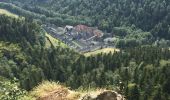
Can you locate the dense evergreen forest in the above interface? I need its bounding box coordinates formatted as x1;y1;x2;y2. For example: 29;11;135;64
0;15;170;99
6;0;170;35
0;0;170;100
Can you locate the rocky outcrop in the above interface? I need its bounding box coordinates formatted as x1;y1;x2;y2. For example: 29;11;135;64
81;91;125;100
33;81;124;100
37;89;124;100
37;90;124;100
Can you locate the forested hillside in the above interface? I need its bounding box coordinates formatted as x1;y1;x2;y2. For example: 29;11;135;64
7;0;170;34
49;0;169;37
3;0;170;48
0;15;170;99
0;0;170;100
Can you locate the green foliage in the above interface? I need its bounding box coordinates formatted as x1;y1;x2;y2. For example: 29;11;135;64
0;77;34;100
113;27;153;48
7;0;170;38
0;15;45;90
127;84;140;100
0;2;91;27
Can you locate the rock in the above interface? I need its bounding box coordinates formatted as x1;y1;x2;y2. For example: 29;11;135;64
96;91;121;100
81;91;125;100
81;94;94;100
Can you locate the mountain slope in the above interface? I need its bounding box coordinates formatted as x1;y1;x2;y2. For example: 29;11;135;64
0;8;18;18
3;0;170;48
0;7;67;48
8;0;170;37
1;1;170;100
1;15;170;100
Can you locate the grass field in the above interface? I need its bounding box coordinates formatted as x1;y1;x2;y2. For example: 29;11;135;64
73;41;82;48
84;48;120;57
45;33;67;48
0;9;18;18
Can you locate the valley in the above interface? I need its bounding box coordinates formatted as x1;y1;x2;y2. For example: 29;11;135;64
0;1;117;53
43;24;115;53
0;0;170;100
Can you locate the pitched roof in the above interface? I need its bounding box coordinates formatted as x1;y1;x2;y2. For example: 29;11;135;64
74;25;103;38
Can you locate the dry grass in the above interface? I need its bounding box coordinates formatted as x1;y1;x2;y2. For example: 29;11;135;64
31;81;64;97
30;81;104;100
30;81;81;100
30;81;124;100
66;91;81;100
84;48;120;57
0;9;18;18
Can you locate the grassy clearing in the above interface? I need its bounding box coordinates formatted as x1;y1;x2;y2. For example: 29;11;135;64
45;33;67;48
160;60;170;67
73;41;82;48
84;48;120;57
0;9;18;18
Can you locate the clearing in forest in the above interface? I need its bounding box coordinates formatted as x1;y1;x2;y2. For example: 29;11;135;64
84;48;120;57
